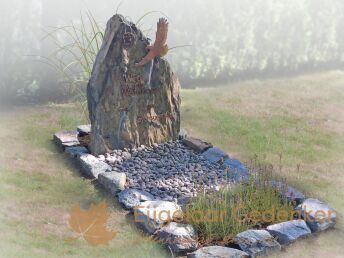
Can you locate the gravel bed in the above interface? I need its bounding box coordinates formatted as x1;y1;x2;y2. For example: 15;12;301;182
98;141;234;201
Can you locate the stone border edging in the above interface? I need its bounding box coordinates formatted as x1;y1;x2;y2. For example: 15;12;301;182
53;127;338;257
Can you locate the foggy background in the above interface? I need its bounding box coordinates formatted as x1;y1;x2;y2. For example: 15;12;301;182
1;0;344;103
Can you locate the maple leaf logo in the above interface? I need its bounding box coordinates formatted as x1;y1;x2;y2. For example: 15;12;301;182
68;201;117;246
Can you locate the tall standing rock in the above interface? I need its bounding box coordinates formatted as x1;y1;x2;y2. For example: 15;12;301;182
87;14;181;155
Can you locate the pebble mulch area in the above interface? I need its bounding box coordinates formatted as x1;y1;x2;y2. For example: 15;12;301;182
98;141;233;201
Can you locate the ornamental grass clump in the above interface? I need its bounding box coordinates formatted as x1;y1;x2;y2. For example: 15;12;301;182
185;169;294;245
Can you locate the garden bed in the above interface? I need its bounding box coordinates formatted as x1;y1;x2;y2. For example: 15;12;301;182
54;126;338;257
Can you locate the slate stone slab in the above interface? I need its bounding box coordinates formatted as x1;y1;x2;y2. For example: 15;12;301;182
118;188;155;210
155;222;198;254
222;158;249;182
271;180;305;204
134;201;182;234
235;230;281;257
53;131;80;149
188;246;249;258
78;154;111;178
222;158;247;172
296;198;337;232
77;124;91;136
182;137;212;152
267;220;311;245
201;147;229;163
98;172;126;194
65;146;89;158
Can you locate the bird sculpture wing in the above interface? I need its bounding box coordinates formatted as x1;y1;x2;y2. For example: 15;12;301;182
154;18;168;48
136;18;169;66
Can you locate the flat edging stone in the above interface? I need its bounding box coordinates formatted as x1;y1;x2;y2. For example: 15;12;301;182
267;220;311;245
296;198;337;232
201;147;229;163
187;246;249;258
134;201;182;234
235;229;281;257
118;188;155;210
154;222;198;254
98;171;126;194
182;137;212;153
53;130;80;149
78;154;111;179
65;146;89;158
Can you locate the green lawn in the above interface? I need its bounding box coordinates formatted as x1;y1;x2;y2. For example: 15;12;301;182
0;71;343;257
182;71;344;257
0;105;169;258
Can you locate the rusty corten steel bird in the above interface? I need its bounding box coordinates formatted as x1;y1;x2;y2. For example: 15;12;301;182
136;18;169;66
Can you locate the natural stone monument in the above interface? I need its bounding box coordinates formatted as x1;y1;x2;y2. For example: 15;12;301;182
87;14;181;155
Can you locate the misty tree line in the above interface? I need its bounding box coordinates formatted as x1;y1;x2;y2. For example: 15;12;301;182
1;0;344;102
169;0;344;84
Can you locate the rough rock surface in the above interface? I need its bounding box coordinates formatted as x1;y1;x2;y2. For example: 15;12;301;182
102;141;236;201
235;230;281;257
87;14;181;155
134;201;182;234
54;131;80;149
296;198;337;232
154;222;198;254
187;246;249;258
267;220;311;245
118;188;155;209
98;172;126;194
78;154;111;178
